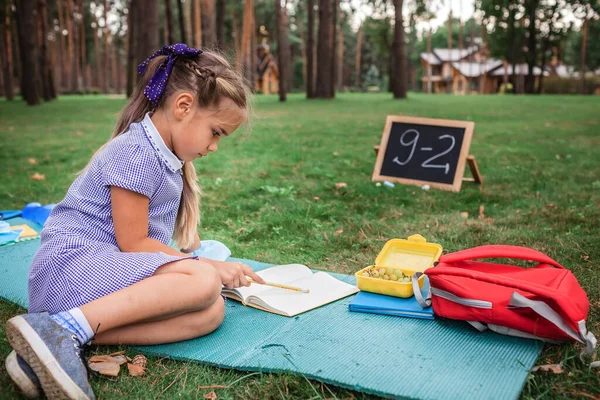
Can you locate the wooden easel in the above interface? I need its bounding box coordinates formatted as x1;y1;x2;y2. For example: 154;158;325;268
373;145;483;185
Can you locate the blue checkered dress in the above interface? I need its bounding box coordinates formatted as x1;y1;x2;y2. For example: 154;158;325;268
28;113;192;313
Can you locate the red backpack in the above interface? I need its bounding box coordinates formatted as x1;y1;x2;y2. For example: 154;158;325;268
413;245;598;364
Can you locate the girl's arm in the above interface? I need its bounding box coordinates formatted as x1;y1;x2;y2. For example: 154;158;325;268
110;186;189;257
110;186;265;286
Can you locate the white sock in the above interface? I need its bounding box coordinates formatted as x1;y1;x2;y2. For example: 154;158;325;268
50;308;95;344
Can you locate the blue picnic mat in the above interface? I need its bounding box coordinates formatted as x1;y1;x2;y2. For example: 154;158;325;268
0;219;542;400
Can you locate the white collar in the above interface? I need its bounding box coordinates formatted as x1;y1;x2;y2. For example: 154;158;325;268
141;113;184;172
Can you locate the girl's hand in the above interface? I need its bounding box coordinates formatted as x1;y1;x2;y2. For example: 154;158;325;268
213;261;265;289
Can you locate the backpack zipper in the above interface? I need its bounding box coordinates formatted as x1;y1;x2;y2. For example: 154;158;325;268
431;288;493;309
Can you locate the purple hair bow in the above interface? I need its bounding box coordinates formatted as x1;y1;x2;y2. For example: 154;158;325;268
138;43;203;107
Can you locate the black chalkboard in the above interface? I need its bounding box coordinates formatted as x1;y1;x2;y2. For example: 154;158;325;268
372;116;475;192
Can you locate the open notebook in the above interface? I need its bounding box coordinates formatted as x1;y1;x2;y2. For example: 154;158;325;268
222;264;359;317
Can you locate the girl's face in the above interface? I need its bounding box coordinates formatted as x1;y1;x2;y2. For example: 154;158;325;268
171;97;245;163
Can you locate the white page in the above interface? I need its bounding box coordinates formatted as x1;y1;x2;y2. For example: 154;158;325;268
233;264;313;301
251;271;358;316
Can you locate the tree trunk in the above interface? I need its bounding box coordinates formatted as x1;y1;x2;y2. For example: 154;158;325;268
392;0;406;99
508;2;517;95
185;0;192;46
354;25;362;90
56;0;68;90
297;10;307;90
525;0;537;94
38;0;55;100
193;0;201;48
126;0;137;96
580;18;587;95
71;0;81;92
537;37;548;94
116;39;122;94
78;0;87;90
216;0;225;50
102;0;109;93
275;0;290;101
336;13;343;91
232;11;240;63
138;0;159;78
11;6;21;92
177;0;186;43
329;0;338;98
15;0;41;105
65;0;78;92
93;12;102;90
1;3;14;100
164;0;174;45
306;0;315;97
201;0;215;48
240;0;254;91
315;0;332;98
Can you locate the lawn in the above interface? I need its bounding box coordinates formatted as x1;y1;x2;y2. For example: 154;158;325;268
0;92;599;399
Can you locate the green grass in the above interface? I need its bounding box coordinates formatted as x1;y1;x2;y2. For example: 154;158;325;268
1;92;599;399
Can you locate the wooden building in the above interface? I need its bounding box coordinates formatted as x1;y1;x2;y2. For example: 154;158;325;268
421;46;546;94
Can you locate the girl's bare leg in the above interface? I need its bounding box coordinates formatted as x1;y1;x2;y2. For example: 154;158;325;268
92;296;225;345
79;259;223;339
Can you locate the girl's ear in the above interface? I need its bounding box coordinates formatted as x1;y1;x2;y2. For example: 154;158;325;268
173;92;195;120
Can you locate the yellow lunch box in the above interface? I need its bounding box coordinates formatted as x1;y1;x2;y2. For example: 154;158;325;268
355;234;443;298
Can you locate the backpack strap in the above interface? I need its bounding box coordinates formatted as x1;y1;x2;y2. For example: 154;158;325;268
439;245;565;269
412;272;431;308
510;292;599;368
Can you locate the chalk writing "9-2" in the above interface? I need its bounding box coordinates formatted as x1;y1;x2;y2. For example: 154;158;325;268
392;129;456;175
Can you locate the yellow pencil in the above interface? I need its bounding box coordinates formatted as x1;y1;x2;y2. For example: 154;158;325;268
247;278;310;293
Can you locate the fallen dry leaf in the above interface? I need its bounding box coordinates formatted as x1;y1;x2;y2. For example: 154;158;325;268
204;391;218;399
459;212;469;219
334;228;344;236
479;205;485;219
30;173;45;181
335;182;347;189
88;355;128;366
27;158;37;165
546;204;556;209
313;196;320;201
127;363;146;377
88;360;121;377
483;218;494;223
75;131;84;136
531;363;564;374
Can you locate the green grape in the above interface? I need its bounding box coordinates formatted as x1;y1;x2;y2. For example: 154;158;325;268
378;268;386;276
386;267;394;276
371;269;380;278
394;269;403;277
362;271;370;277
383;274;390;280
389;274;398;281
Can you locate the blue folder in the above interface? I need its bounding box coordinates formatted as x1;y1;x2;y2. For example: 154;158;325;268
349;278;435;320
0;210;21;220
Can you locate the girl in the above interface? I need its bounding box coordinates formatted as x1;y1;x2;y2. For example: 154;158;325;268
5;44;264;400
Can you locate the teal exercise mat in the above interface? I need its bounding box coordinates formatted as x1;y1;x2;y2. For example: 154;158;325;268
0;242;542;399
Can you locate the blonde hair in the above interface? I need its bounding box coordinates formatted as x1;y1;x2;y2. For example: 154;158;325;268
91;51;251;249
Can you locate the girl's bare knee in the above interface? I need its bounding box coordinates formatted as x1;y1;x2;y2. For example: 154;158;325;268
190;262;222;305
187;296;225;337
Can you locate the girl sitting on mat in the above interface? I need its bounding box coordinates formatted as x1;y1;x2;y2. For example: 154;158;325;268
4;44;264;400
